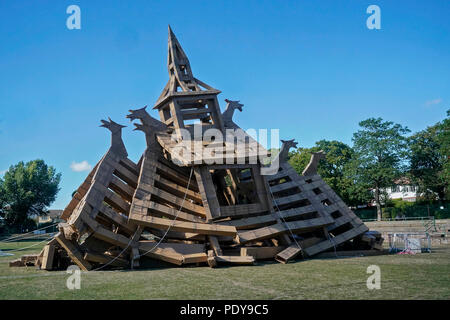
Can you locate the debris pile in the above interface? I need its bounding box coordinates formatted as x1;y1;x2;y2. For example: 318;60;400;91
11;27;382;271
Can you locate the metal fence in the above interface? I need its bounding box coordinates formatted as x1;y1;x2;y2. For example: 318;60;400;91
388;233;432;254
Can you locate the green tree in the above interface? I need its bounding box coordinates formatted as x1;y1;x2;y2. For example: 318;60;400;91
409;121;447;201
350;118;410;221
437;110;450;196
288;140;371;206
0;160;61;231
288;147;312;176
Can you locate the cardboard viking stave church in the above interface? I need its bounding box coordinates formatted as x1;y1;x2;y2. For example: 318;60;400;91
12;27;383;270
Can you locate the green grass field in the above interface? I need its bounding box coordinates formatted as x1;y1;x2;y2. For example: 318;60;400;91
1;240;449;300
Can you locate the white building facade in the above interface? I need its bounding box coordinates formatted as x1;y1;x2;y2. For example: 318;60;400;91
384;184;418;202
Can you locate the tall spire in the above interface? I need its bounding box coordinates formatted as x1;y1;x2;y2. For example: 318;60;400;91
154;26;219;108
167;25;196;91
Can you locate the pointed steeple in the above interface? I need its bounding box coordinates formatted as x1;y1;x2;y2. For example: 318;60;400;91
154;26;220;109
167;25;196;91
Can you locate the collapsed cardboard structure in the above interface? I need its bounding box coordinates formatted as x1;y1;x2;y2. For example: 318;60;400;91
11;27;383;270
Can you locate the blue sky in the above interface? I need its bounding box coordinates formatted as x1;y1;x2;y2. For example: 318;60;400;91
0;0;449;209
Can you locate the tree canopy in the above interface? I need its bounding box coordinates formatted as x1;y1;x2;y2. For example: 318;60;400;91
288;140;371;206
409;122;447;201
350;118;410;220
437;110;450;192
0;159;61;231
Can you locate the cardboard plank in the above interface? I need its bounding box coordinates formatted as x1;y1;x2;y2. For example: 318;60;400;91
275;244;302;264
236;217;333;244
41;244;56;270
55;232;92;271
240;246;285;260
84;252;129;268
129;213;236;236
215;255;255;265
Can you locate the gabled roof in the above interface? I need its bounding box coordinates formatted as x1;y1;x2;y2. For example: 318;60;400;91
47;210;63;218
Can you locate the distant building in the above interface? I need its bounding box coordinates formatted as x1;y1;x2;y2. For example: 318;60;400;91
31;210;63;225
367;178;421;208
383;178;419;202
386;178;419;202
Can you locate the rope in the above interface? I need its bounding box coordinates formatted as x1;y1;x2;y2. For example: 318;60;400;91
325;230;339;258
2;236;54;253
268;187;302;251
137;167;194;258
90;167;194;271
1;232;57;243
269;185;341;258
89;237;135;272
0;222;59;243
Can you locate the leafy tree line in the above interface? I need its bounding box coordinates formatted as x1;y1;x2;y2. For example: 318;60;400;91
288;110;449;221
0;160;61;233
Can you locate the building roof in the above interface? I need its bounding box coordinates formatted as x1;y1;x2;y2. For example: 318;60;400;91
46;210;63;219
393;177;412;185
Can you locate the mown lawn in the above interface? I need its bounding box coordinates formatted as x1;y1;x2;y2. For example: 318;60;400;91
0;240;449;300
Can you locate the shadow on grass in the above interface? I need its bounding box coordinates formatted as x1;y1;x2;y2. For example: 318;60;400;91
96;252;390;273
124;257;295;273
